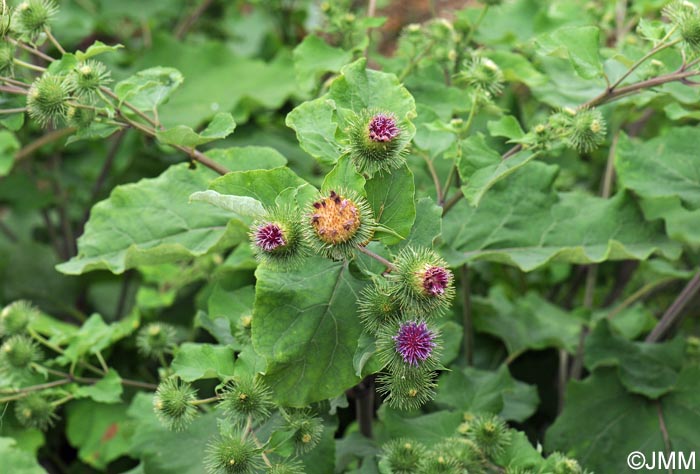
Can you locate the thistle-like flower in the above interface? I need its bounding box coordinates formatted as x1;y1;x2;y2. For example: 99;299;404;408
548;452;584;474
419;449;462;474
13;0;58;39
250;205;306;268
358;279;401;334
284;409;324;455
205;432;263;474
304;189;375;260
14;393;57;430
379;438;428;474
136;322;177;360
0;300;36;337
26;74;69;128
377;366;437;410
66;60;111;100
566;108;606;153
390;246;454;316
393;321;437;367
456;56;504;97
0;335;41;370
219;376;273;421
664;0;700;50
470;414;512;458
153;377;198;431
347;109;407;176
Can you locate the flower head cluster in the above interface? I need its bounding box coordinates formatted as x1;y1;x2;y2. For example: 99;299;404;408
250;205;306;268
665;0;700;50
391;246;455;315
368;113;400;142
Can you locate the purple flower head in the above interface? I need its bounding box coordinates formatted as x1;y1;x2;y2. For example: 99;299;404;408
422;266;450;296
254;223;286;252
368;114;400;143
393;321;436;366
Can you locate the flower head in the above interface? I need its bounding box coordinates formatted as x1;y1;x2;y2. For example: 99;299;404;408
422;266;450;296
368;114;400;142
250;205;307;268
253;223;286;252
305;188;375;260
347;109;408;176
393;321;436;366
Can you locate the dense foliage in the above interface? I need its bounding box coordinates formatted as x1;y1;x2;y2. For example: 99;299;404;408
1;0;700;473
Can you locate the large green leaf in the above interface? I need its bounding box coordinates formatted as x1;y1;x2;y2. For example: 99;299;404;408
435;364;539;422
156;112;236;148
535;26;603;79
616;128;700;245
0;438;45;474
128;393;218;474
0;130;19;177
293;34;352;93
365;163;416;245
57;161;247;275
286;58;416;165
546;367;700;473
209;167;309;208
115;66;184;110
252;258;366;406
584;321;684;399
130;34;299;128
457;134;538;207
473;286;585;357
442;162;680;271
66;401;134;469
56;147;283;276
171;343;236;382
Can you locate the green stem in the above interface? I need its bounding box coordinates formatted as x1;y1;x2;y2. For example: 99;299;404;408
608;35;681;92
0;107;26;114
191;396;220;406
464;5;489;46
43;26;66;55
13;58;45;72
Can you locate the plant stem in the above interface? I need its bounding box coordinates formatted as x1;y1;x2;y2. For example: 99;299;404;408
0;84;28;94
419;151;442;203
14;58;45;72
357;245;396;271
9;38;55;62
464;5;489;46
606;277;679;319
43;26;66;55
355;376;374;438
36;364;157;390
15;128;76;162
646;269;700;342
0;107;27;114
608;35;680;91
191;396;220;406
29;328;104;376
0;378;72;396
441;188;463;216
174;0;214;39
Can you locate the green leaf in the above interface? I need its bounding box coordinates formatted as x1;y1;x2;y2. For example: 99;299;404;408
487;115;525;141
457;134;538;206
199;284;255;346
74;369;123;403
293;34;352;93
62;314;126;363
380;408;462;445
584;320;684;399
189;190;264;219
473;286;585;357
57;161;247;275
209;166;309;208
399;197;442;249
536;26;603;79
0;438;45;474
171;343;236;382
287;58;416;165
253;258;366;406
156;112;236;148
443;162;680;271
435;364;539;422
616;128;700;245
365;163;416;245
546;367;700;473
322;154;366;193
115;66;184;110
66;401;134;469
205;146;287;172
75;40;124;61
128;393;218;474
129;34;299;128
0;130;19;177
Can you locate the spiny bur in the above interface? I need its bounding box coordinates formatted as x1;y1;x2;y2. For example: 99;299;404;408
153;377;198;431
